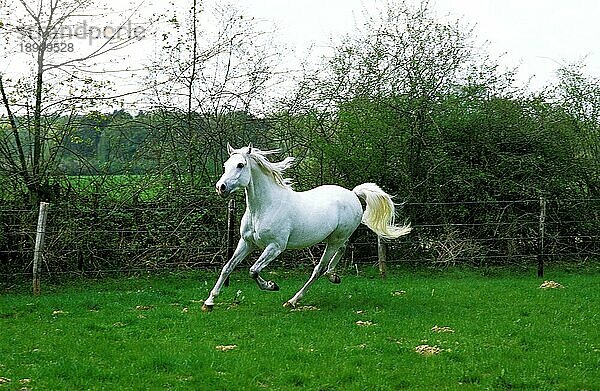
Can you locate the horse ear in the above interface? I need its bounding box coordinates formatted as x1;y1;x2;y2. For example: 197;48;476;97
247;143;253;154
227;143;234;155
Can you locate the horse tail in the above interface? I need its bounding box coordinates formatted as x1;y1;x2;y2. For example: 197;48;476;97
352;183;412;240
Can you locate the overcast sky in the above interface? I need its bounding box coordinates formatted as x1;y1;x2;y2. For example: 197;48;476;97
243;0;600;91
2;0;598;105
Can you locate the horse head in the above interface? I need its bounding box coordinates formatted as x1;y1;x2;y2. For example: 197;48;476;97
216;146;252;197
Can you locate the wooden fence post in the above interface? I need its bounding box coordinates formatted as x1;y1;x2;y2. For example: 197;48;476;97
537;197;546;278
224;198;236;287
33;202;50;295
378;236;387;279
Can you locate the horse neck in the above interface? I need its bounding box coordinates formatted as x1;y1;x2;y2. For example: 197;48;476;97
245;167;289;214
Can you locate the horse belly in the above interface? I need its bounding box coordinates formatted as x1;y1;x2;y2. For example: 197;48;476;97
286;221;336;249
286;188;362;248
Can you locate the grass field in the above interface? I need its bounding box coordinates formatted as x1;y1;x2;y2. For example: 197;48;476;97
1;267;599;390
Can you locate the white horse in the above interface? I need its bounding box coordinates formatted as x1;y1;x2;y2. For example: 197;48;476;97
202;144;411;311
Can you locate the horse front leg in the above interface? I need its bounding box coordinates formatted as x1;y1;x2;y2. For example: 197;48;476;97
202;239;253;311
284;243;340;308
249;243;283;291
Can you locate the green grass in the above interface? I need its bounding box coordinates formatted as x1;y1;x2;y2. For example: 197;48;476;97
1;267;599;390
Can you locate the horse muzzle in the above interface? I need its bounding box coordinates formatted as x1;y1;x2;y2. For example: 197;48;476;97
216;182;231;198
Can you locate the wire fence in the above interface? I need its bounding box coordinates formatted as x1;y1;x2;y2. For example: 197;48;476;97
386;198;599;268
1;197;599;282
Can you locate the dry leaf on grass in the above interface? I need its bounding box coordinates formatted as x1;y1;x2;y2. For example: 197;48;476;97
52;310;66;315
431;325;455;333
392;290;406;296
539;280;563;289
0;377;10;384
135;305;154;310
356;320;375;326
290;305;319;312
415;344;441;356
215;345;237;352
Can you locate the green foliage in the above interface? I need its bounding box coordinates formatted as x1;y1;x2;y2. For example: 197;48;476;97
1;269;599;389
297;90;596;202
1;0;599;275
429;93;587;201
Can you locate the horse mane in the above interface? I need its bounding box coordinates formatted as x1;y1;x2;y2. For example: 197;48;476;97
234;147;295;189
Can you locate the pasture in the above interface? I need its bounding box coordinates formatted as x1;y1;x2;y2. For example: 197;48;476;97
1;267;599;390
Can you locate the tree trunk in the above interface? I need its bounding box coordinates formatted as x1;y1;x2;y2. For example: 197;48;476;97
32;36;48;202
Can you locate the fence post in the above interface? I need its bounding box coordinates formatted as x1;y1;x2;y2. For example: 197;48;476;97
537;197;546;278
224;198;236;287
378;236;387;279
33;202;50;295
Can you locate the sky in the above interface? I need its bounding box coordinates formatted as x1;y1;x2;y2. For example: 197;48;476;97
242;0;600;91
1;0;599;108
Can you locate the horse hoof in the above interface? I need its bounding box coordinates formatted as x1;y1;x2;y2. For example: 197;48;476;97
201;304;214;312
283;301;295;308
269;281;280;291
329;274;341;284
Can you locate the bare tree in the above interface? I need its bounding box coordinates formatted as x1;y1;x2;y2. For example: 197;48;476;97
144;1;282;186
0;0;154;202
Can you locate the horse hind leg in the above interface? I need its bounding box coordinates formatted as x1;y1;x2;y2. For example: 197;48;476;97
284;243;340;308
325;245;346;284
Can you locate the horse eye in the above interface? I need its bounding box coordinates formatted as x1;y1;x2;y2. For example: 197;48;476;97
237;163;245;169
